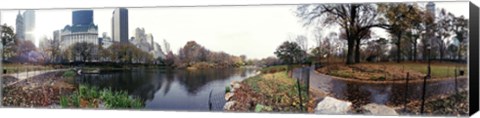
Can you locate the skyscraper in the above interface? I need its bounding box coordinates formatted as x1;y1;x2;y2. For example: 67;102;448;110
59;10;98;51
112;8;129;43
72;10;94;25
23;10;35;42
15;11;25;40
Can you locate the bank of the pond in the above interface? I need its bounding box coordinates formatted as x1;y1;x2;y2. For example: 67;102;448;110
2;71;75;107
2;70;144;109
225;71;317;113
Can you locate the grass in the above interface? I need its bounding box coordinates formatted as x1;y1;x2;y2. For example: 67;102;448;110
393;63;468;78
60;85;143;109
260;65;302;74
318;62;467;80
62;70;77;78
243;71;308;112
3;64;57;74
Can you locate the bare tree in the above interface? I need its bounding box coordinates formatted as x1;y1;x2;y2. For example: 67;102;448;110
296;4;382;64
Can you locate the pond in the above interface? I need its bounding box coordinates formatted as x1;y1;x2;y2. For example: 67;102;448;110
74;68;259;111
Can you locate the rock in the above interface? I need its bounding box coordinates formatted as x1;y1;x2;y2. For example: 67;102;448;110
224;101;236;110
360;103;399;115
225;92;234;101
232;83;241;89
230;81;241;93
314;97;352;114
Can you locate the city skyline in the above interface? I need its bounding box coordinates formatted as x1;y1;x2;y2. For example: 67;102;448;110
0;2;470;60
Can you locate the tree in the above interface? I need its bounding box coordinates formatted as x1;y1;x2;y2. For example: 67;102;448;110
163;51;176;67
434;9;454;61
365;38;388;62
66;42;96;62
296;4;381;64
274;41;306;65
1;24;18;61
452;15;468;61
377;3;422;63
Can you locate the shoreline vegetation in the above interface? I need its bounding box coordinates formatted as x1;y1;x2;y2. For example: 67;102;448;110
2;69;144;109
225;66;315;113
59;85;143;109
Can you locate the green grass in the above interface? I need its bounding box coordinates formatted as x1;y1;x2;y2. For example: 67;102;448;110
60;85;144;109
392;63;467;78
259;65;302;74
62;70;77;78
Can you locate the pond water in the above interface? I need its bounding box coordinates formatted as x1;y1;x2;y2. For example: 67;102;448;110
74;68;259;111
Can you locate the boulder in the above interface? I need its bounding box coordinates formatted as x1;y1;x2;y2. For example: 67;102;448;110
314;97;352;114
230;81;241;93
360;103;399;115
225;92;234;101
224;101;236;110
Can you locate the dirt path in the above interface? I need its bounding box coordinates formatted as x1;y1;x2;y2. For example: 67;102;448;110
3;69;69;87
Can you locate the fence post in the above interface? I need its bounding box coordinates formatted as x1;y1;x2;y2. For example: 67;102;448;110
208;89;213;111
297;79;304;112
455;68;458;94
403;72;409;113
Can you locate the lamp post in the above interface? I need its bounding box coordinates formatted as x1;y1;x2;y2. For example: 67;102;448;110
420;44;431;114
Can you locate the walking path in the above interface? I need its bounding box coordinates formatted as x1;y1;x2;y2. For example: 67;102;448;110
296;65;468;104
3;69;69;87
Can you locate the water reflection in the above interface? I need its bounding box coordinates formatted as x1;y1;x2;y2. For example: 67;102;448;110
75;68;257;111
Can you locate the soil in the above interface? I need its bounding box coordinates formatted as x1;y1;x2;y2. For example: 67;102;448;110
2;71;76;107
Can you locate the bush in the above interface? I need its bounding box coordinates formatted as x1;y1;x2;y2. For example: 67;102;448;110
60;96;69;108
63;70;76;78
60;85;144;109
225;86;231;93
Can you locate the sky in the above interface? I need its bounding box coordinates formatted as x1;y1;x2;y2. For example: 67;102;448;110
0;1;471;60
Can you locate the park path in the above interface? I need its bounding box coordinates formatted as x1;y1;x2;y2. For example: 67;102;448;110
3;69;69;87
294;65;468;105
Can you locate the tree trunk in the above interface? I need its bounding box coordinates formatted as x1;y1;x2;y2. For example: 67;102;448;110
355;38;361;63
413;39;417;62
457;43;462;61
396;32;402;63
346;39;355;65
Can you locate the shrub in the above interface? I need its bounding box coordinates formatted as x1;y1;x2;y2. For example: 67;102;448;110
60;85;144;109
60;96;69;108
62;70;76;78
225;86;231;93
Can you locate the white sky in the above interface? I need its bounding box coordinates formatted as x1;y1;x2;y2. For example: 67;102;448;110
0;1;471;60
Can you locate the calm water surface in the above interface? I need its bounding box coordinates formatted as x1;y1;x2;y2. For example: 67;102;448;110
74;68;258;111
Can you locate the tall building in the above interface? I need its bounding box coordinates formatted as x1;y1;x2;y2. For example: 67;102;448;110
146;33;154;49
59;10;99;51
15;11;25;40
72;10;93;25
426;2;436;18
23;10;35;42
53;30;61;42
135;27;146;42
112;8;129;43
